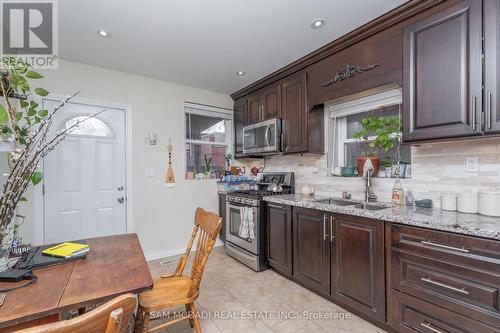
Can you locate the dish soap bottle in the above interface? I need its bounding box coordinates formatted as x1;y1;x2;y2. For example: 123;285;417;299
392;176;405;206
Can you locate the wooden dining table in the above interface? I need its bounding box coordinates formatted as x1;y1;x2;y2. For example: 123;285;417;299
0;233;153;332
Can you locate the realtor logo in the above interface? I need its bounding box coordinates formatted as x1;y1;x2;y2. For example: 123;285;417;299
1;0;58;68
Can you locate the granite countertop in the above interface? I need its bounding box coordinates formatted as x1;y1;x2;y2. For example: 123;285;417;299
264;194;500;240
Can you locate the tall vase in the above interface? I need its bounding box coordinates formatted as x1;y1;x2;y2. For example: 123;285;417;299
0;214;15;272
0;245;9;272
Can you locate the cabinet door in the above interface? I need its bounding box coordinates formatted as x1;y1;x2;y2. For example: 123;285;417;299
282;73;307;153
403;0;482;142
247;94;262;125
485;0;500;133
233;98;246;157
261;85;281;121
266;203;292;276
292;207;330;295
331;214;385;321
218;193;226;242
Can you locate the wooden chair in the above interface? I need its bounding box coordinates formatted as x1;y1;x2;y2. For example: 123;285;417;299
135;208;222;333
16;293;137;333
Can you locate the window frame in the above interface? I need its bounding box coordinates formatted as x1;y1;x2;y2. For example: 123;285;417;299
326;85;404;171
184;102;233;177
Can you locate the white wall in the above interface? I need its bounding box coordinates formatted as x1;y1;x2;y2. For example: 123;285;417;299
11;59;232;260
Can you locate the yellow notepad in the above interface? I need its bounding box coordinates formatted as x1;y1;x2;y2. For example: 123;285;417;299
42;242;89;258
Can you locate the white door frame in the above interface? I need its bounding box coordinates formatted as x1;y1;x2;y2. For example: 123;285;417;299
33;94;133;244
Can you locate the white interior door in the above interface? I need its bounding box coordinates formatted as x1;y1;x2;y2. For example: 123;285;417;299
43;100;127;244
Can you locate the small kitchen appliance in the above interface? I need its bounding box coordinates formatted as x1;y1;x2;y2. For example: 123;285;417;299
243;118;282;155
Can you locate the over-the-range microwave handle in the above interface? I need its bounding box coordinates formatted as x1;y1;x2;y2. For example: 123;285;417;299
265;125;271;147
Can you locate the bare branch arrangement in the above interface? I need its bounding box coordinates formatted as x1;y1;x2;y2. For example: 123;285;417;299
0;57;104;245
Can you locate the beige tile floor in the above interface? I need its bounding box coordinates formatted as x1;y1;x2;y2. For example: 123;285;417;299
146;246;388;333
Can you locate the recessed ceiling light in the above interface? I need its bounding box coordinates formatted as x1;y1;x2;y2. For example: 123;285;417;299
311;19;326;29
236;71;246;76
97;29;110;38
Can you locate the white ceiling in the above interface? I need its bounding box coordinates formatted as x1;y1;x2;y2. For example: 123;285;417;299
59;0;408;94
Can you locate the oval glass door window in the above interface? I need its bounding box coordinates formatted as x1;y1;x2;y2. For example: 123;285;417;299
62;116;113;137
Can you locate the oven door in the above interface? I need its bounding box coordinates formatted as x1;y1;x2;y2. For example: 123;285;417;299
243;118;281;154
225;203;259;255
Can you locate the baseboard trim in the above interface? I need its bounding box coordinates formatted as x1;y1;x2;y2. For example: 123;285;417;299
144;239;225;261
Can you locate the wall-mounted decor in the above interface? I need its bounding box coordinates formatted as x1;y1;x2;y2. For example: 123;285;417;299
321;64;379;87
165;139;176;188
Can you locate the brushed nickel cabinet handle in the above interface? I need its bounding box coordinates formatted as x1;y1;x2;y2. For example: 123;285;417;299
267;204;284;209
472;95;477;131
323;215;328;241
420;322;444;333
330;216;335;242
420;240;469;253
489;92;493;130
420;277;469;295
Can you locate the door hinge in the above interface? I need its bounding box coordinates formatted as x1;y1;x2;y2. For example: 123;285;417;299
42;184;45;196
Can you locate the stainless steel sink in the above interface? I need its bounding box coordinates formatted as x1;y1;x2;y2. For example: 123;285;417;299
314;198;358;206
354;203;389;211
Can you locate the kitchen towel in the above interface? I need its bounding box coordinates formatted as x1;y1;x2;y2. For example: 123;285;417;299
238;207;255;239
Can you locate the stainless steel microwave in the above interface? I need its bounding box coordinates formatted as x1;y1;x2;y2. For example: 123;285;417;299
243;118;281;154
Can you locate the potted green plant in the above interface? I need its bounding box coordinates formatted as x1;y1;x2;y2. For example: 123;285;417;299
352;115;401;176
203;154;212;179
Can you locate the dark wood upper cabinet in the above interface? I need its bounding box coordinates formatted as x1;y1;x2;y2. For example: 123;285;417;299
292;207;330;295
331;214;385;322
245;84;281;125
403;0;483;142
261;85;281;120
266;203;292;276
307;25;402;108
281;72;307;153
233;98;246;157
484;0;500;134
246;93;261;125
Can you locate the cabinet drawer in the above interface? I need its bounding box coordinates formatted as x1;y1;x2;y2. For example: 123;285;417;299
391;290;500;333
391;225;500;274
392;251;500;327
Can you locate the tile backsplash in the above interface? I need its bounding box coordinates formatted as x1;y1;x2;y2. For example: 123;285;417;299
238;138;500;207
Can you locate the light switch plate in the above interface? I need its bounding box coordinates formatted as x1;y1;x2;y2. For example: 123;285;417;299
466;157;479;172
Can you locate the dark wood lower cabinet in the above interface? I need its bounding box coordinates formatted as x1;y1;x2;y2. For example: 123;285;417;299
266;203;292;276
218;193;226;242
292;207;330;295
266;205;500;332
391;290;500;333
331;214;385;322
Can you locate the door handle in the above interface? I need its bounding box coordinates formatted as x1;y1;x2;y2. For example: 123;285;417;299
488;92;493;130
420;240;469;253
330;216;335;242
117;186;124;191
472;95;477;131
323;215;328;241
420;322;444;333
117;196;125;204
265;125;271;147
420;277;469;295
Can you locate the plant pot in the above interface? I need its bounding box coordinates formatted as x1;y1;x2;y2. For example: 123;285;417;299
356;156;380;177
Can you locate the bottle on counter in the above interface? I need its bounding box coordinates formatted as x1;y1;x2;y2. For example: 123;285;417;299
405;187;415;207
392;176;405;206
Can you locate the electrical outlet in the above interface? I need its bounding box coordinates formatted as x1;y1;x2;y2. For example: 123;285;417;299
466;157;479;172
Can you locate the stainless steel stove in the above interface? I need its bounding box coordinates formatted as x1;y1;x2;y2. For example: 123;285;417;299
225;172;294;271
